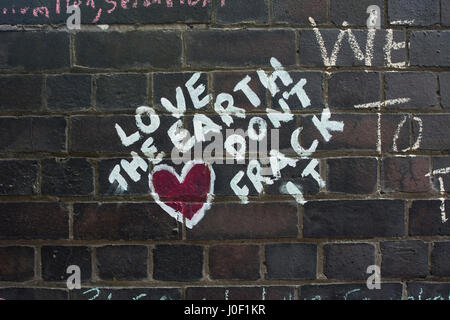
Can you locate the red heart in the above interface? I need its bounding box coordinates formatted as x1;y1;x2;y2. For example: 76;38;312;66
150;162;214;228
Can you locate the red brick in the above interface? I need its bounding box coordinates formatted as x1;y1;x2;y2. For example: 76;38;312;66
186;202;298;240
209;245;260;280
382;156;431;193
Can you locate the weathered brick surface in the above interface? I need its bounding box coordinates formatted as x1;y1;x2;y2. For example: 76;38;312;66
75;31;182;70
41;246;92;282
331;0;385;27
209;245;260;280
96;245;148;281
385;72;437;109
326;158;378;194
273;0;328;25
265;243;317;280
388;0;440;26
0;117;66;153
323;243;375;280
216;0;268;24
409;201;450;236
1;0;449;301
431;242;450;277
0;160;38;195
185;30;296;67
96;74;148;110
0;32;70;71
381;157;431;193
0;203;69;240
42;158;94;196
304;200;405;238
73;203;180;241
328;72;381;109
413;115;450;151
46;75;92;111
153;245;203;282
381;241;429;278
186;202;298;240
0;75;42;111
0;247;34;282
410;31;450;67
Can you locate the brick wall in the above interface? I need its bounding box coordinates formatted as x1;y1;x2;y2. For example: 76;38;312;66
0;0;449;300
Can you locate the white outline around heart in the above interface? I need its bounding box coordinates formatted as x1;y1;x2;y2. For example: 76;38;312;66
149;160;215;229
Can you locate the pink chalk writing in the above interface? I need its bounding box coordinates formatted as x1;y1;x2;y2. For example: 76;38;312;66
0;0;224;23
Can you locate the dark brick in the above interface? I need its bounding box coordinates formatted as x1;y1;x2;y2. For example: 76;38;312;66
299;30;406;67
331;0;385;27
0;117;66;153
385;72;437;109
407;282;450;300
274;0;328;25
304;200;405;238
70;115;176;154
440;73;450;109
381;114;411;152
209;245;260;280
153;245;203;282
443;0;450;26
409;201;450;236
323;243;375;280
213;72;267;112
0;288;67;300
42;158;94;196
388;0;439;26
266;159;321;196
212;163;260;196
327;158;377;194
381;241;428;278
410;31;450;67
0;247;34;282
216;0;268;24
272;71;324;110
96;246;148;281
75;31;182;70
0;75;42;111
265;243;317;280
186;286;295;300
381;156;431;193
46;75;92;111
0;118;39;152
300;283;403;300
432;157;450;191
73;203;179;241
431;242;450;277
187;202;298;240
185;30;296;67
154;73;208;112
96;74;147;110
0;31;70;71
413;115;450;151
0;160;38;195
302;114;378;151
0;203;68;240
71;287;181;301
31;117;67;152
329;72;381;109
41;246;92;282
98;158;151;195
78;2;211;24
